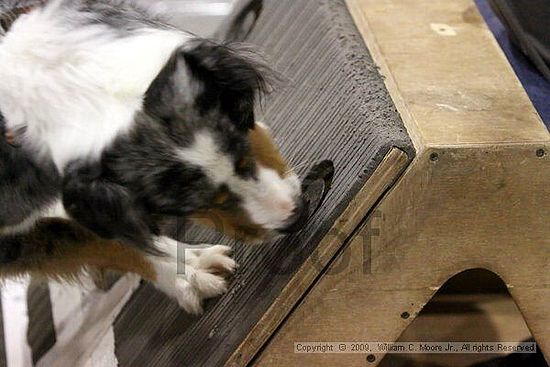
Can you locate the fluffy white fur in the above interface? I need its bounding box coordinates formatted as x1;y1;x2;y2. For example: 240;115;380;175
177;130;302;230
147;236;236;315
0;2;190;171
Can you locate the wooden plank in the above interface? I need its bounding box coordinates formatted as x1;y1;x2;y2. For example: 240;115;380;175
346;0;550;148
226;148;410;366
255;144;550;366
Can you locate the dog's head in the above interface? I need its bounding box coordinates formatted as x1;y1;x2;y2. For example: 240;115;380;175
141;40;308;242
0;1;310;244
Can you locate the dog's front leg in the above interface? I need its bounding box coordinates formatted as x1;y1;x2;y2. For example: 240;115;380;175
147;236;237;315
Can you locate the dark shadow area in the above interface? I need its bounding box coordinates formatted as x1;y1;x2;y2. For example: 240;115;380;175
379;269;548;367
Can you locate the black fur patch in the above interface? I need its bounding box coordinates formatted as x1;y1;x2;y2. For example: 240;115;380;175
183;40;273;130
62;160;157;254
0;111;60;228
146;39;275;131
0;235;22;264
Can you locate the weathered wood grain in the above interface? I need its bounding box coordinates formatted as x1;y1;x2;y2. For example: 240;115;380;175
250;0;550;365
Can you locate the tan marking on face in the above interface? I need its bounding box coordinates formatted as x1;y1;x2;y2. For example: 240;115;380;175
248;123;290;177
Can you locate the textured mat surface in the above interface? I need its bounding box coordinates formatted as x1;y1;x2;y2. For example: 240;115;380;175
109;0;414;365
477;0;550;130
26;281;56;364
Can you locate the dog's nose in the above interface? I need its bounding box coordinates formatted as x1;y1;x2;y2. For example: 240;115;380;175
278;160;335;234
279;196;310;234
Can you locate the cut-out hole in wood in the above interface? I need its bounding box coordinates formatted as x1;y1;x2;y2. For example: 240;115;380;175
379;269;543;367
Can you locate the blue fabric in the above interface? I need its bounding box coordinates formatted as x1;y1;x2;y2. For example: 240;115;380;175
476;0;550;130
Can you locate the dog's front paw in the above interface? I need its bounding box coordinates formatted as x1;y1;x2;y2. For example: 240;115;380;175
186;245;237;277
150;241;237;315
176;245;236;314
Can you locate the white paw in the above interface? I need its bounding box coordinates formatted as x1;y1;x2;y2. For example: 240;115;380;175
185;245;237;274
177;245;236;313
149;239;236;315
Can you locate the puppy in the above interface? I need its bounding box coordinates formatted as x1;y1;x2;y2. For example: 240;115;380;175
0;0;307;313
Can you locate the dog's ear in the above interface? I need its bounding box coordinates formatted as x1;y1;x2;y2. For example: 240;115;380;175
143;50;193;121
145;39;275;131
62;161;161;255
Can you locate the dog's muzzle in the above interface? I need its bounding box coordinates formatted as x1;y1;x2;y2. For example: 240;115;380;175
279;196;311;234
279;160;335;234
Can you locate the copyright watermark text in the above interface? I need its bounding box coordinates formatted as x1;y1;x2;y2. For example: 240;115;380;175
294;342;536;354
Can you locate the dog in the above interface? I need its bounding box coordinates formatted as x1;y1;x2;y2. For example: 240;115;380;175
0;0;308;314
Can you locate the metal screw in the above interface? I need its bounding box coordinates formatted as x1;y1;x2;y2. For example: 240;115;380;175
536;149;545;158
430;153;439;162
367;354;376;363
401;312;410;319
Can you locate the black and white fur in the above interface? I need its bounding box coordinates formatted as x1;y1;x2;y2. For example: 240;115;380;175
0;0;305;314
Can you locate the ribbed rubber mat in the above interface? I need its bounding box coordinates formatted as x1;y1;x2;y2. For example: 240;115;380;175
26;280;56;364
114;1;414;366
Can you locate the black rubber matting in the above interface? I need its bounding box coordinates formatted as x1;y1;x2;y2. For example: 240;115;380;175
26;280;56;365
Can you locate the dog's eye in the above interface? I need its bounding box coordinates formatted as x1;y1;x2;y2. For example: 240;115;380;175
237;158;249;169
236;156;256;176
214;191;229;205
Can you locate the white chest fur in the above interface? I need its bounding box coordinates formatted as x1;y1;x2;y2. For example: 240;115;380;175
0;5;188;171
